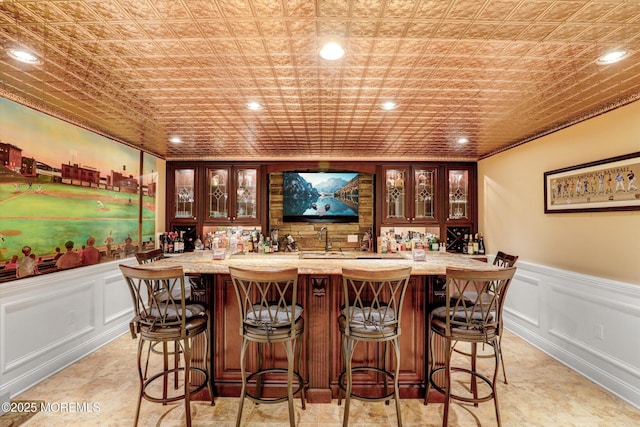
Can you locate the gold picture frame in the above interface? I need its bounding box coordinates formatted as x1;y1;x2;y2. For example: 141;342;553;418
544;152;640;213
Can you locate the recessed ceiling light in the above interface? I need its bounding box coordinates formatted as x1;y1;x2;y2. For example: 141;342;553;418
245;101;262;110
319;41;345;61
457;137;469;144
169;137;182;143
8;49;40;64
596;50;628;65
380;101;398;110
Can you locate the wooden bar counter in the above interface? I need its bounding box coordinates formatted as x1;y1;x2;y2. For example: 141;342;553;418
148;250;499;403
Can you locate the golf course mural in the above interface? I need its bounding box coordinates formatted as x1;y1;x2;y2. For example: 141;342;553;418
0;97;160;279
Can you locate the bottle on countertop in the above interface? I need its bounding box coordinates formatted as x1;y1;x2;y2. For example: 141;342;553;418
473;233;479;254
180;231;186;253
478;234;485;255
229;232;237;254
194;235;203;250
380;237;388;254
467;234;474;255
257;234;264;253
160;233;166;253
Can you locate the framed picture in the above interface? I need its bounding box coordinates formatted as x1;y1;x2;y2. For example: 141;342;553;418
544;151;640;213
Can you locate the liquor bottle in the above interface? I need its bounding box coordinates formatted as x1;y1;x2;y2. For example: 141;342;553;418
467;234;474;255
473;233;479;254
462;234;468;254
194;235;203;250
229;232;237;254
167;235;174;253
264;237;271;254
478;234;486;255
257;234;265;253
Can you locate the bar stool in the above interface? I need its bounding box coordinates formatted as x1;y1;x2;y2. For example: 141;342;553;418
134;248;165;264
449;251;519;384
134;247;183;391
426;267;517;427
338;266;412;427
119;264;214;427
228;266;306;427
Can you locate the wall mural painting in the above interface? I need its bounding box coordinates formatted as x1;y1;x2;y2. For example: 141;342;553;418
0;97;160;280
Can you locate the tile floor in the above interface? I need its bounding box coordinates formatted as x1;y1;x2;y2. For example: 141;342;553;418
10;330;640;426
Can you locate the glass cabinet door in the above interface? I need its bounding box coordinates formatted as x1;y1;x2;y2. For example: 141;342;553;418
174;168;195;219
448;169;469;220
207;167;230;219
413;167;436;220
206;165;260;223
383;167;408;222
235;168;257;220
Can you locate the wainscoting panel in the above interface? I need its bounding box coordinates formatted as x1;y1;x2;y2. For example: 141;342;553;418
3;280;95;372
503;259;640;409
504;273;540;328
0;258;136;400
103;271;133;325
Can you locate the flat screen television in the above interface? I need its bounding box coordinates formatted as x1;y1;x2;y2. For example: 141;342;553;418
283;171;359;223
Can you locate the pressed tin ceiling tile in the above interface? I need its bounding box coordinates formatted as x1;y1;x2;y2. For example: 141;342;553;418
0;0;639;161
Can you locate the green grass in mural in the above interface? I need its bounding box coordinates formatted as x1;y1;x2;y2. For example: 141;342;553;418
0;182;156;261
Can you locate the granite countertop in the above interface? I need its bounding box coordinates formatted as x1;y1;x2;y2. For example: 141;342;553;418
150;250;498;276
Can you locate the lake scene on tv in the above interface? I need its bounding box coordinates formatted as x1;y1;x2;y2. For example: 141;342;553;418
283;172;359;221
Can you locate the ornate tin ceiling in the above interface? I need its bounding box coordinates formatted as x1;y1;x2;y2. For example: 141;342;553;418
1;0;639;162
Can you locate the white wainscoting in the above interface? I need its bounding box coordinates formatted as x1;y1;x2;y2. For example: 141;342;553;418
0;258;137;400
503;259;640;409
2;256;639;410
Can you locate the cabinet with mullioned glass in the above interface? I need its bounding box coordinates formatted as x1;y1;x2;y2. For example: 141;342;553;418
165;164;199;250
444;166;476;252
168;166;198;222
204;165;261;225
380;165;439;225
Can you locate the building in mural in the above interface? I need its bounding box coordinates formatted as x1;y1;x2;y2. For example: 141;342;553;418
0;142;23;174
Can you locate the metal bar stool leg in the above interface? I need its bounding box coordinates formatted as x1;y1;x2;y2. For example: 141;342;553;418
296;336;306;409
183;337;193;427
392;337;403;426
342;337;355;427
134;338;146;427
493;340;502;427
442;336;452;427
285;340;296;427
236;338;249;427
498;335;508;384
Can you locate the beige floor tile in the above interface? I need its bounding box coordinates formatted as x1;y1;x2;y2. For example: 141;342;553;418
9;330;640;426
